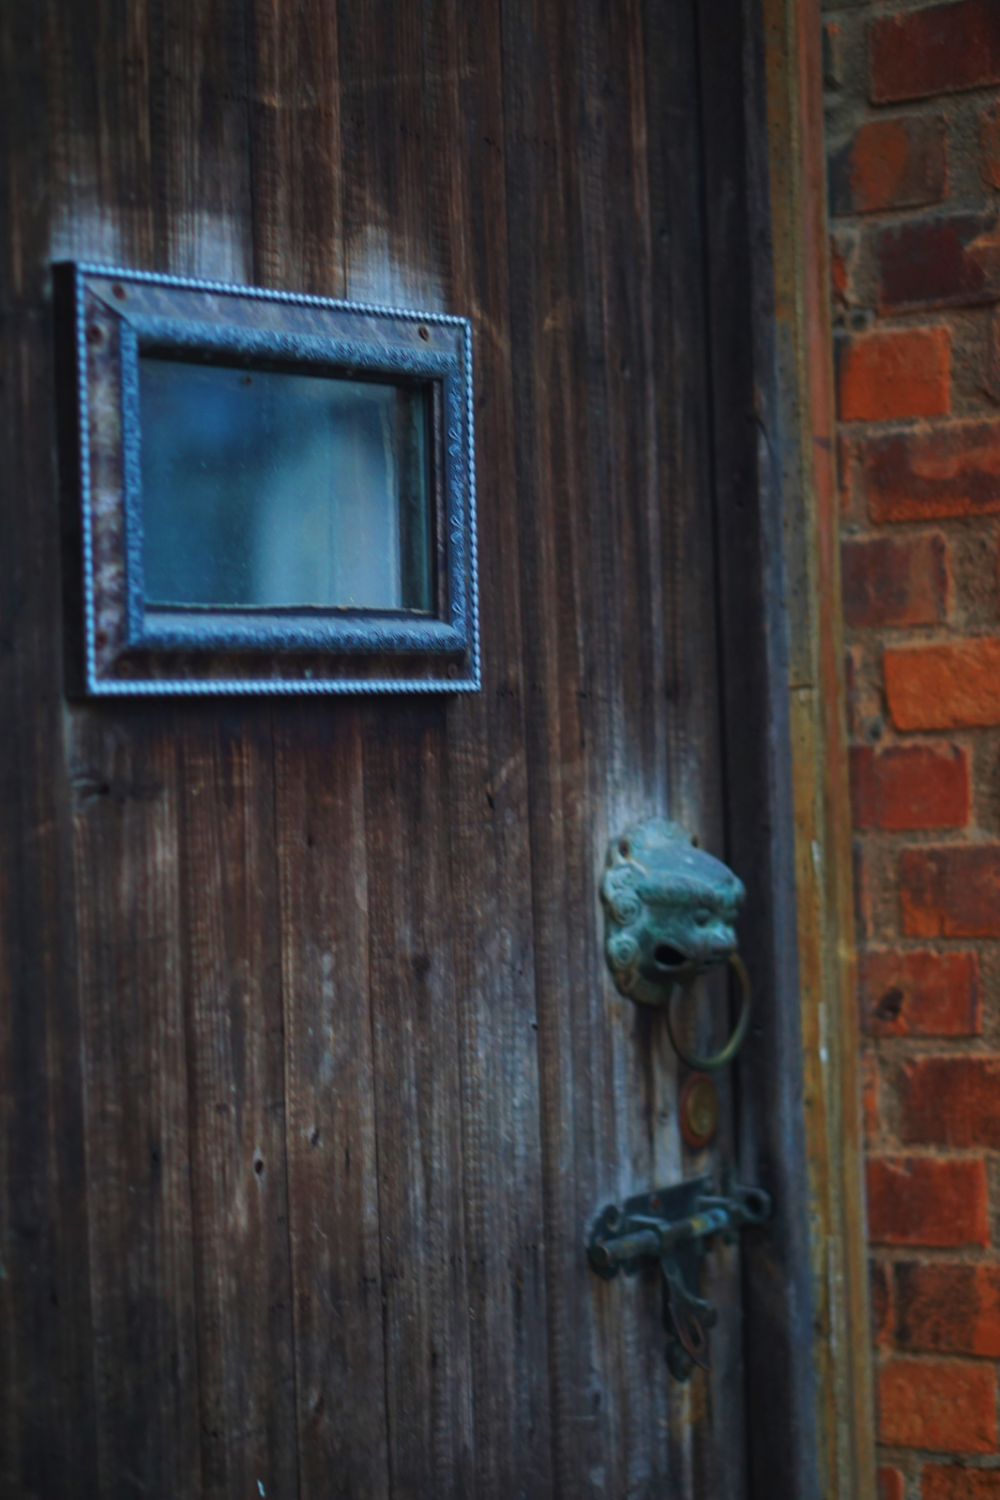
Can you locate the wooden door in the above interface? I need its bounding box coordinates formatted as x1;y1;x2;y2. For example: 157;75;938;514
1;1;765;1496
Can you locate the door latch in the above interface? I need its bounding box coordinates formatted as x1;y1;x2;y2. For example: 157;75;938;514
588;1175;771;1381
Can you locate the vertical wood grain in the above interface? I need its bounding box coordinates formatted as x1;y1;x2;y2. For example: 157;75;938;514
498;0;745;1494
496;1;727;1493
51;3;207;1496
150;10;302;1494
243;4;391;1491
362;708;475;1498
337;0;441;310
245;0;343;295
0;8;98;1489
498;8;604;1488
275;709;389;1500
148;0;254;281
338;8;475;1495
176;711;299;1499
439;0;554;1490
71;715;202;1498
0;0;811;1494
642;2;748;1496
500;1;627;1487
52;4;299;1495
748;0;876;1495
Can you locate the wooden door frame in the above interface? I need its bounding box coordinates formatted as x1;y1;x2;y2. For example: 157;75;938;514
698;1;875;1496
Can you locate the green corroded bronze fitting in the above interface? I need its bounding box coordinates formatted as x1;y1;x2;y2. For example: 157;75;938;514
601;817;751;1070
601;817;745;1003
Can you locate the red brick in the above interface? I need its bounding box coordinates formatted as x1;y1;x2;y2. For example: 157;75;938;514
830;116;948;217
925;1468;1000;1499
850;743;968;831
871;1257;894;1346
879;1469;904;1500
900;1056;1000;1147
842;532;949;628
862;1049;881;1140
900;845;1000;937
879;214;1000;312
864;420;1000;524
897;1263;1000;1357
871;1;1000;103
860;949;981;1038
983;102;1000;193
878;1358;997;1452
885;639;1000;729
867;1156;989;1247
838;327;951;421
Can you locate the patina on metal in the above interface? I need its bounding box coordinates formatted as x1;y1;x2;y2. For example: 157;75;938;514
600;816;750;1070
679;1072;720;1150
589;1176;772;1381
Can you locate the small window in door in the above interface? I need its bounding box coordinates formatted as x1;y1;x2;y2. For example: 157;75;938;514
140;360;434;616
55;263;478;695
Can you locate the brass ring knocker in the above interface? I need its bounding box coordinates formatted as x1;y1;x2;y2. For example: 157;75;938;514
664;952;752;1073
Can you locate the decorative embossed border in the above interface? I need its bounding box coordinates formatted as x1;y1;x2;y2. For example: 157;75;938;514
56;262;479;695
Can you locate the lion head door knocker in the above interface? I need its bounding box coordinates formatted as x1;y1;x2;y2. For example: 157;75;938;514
600;817;750;1071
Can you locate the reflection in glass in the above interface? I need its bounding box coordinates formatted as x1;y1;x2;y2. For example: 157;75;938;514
138;357;433;612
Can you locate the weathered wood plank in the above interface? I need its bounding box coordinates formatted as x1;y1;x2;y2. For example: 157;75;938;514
71;714;202;1499
45;3;206;1496
362;706;475;1498
564;1;682;1491
438;0;554;1489
243;4;391;1490
147;0;255;282
145;10;301;1495
335;8;476;1495
498;10;608;1490
48;6;298;1495
274;708;390;1500
692;0;808;1493
245;0;343;295
0;2;102;1493
641;2;748;1496
176;711;299;1499
497;1;681;1492
498;1;745;1494
0;120;99;1500
337;0;443;310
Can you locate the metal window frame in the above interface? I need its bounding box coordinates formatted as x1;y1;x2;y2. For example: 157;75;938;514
59;262;479;696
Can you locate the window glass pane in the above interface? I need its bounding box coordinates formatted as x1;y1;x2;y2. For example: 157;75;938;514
138;357;433;612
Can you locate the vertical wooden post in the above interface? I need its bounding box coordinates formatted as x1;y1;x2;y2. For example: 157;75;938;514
760;1;877;1495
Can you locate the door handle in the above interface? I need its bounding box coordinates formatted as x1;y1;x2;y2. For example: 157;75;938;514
600;817;751;1070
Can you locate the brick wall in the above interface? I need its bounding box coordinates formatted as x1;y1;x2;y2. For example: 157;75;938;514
824;1;1000;1495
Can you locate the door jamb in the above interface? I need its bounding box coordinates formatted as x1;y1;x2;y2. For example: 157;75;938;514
697;1;876;1495
759;2;877;1494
